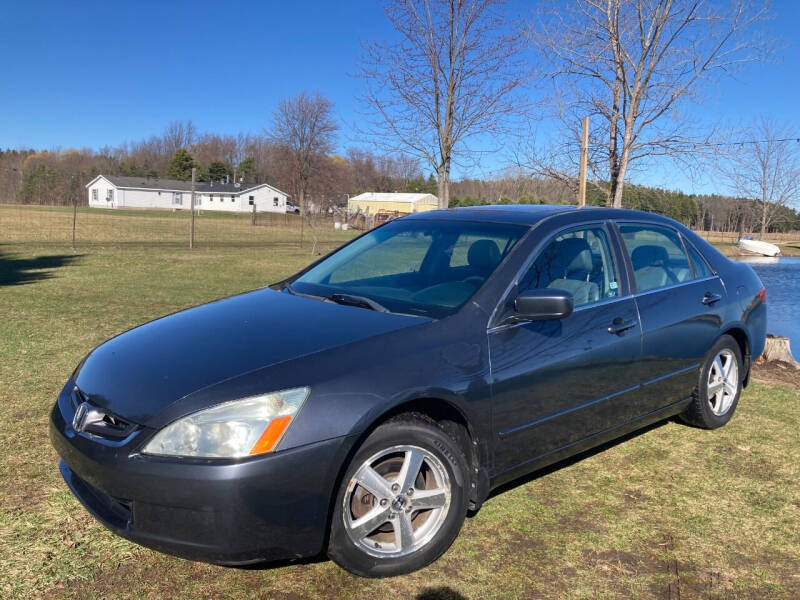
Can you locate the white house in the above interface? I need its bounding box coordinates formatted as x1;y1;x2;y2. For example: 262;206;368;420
86;175;290;213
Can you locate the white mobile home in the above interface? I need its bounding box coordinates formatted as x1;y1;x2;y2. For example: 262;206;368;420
86;175;289;213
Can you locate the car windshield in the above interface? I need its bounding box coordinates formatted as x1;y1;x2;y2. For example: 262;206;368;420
291;219;528;318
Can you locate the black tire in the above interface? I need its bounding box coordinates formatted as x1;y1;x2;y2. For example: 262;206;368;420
328;414;469;577
680;334;744;429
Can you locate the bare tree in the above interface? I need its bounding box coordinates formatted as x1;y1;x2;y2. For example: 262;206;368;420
360;0;528;208
720;118;800;238
162;120;197;155
530;0;772;207
268;92;338;232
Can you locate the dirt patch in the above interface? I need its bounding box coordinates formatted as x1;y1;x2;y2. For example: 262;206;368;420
751;361;800;391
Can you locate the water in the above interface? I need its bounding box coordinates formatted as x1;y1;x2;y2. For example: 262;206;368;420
738;256;800;359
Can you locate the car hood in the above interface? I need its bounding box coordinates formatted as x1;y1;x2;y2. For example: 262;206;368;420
74;288;427;424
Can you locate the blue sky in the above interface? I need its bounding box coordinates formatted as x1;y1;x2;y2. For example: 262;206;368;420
1;0;798;193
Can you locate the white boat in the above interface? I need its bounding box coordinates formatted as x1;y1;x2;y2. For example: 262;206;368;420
738;238;781;257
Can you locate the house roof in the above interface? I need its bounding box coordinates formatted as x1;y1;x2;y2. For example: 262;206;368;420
349;192;438;204
86;174;288;196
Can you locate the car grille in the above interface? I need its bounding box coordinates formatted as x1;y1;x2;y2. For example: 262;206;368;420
70;386;138;440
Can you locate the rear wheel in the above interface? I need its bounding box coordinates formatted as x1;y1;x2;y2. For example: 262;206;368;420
680;335;743;428
328;415;469;577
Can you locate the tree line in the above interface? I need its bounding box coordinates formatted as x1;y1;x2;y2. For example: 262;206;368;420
1;0;798;236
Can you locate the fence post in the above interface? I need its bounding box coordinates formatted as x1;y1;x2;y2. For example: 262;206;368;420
189;168;196;249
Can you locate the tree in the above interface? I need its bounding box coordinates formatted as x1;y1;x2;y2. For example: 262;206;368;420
268;91;338;228
360;0;527;209
207;160;232;182
237;156;257;183
162;120;197;155
530;0;771;207
720;118;800;238
165;148;197;181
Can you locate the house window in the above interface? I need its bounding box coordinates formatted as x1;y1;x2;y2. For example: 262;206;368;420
172;192;182;205
210;195;214;202
106;189;114;202
91;189;98;201
248;196;254;206
273;197;279;207
231;196;235;203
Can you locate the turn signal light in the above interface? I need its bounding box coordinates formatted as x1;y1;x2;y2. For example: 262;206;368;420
250;416;293;455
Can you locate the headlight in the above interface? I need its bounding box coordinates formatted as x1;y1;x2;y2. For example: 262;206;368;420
141;387;309;458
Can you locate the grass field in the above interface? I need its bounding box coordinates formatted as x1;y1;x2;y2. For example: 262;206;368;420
1;205;799;599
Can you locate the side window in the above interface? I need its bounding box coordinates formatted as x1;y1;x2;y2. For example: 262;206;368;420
684;240;712;279
520;226;619;308
619;224;691;292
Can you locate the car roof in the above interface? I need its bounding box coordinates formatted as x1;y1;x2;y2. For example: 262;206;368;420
403;204;682;228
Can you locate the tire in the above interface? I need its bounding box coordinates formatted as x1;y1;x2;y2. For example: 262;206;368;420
680;334;743;429
328;414;469;577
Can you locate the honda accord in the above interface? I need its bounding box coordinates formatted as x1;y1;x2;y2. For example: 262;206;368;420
50;205;766;577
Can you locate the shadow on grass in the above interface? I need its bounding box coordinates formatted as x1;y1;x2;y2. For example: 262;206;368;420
416;587;469;599
483;419;669;504
0;250;82;286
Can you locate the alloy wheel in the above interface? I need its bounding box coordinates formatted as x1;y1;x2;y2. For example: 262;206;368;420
707;349;739;416
342;445;451;558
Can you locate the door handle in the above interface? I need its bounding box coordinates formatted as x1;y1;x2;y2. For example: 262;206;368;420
608;318;637;335
702;292;722;305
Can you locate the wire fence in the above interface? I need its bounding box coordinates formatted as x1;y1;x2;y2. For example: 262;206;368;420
0;204;356;251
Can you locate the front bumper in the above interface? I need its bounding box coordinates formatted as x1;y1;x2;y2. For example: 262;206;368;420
49;385;356;565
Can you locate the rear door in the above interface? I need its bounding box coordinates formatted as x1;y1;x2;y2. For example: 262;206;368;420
616;222;726;411
489;222;644;473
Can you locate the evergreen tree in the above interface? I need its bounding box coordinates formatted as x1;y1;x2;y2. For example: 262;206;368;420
165;149;197;181
207;160;231;182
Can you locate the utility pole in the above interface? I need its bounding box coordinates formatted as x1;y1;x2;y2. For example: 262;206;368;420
189;167;196;248
578;116;589;207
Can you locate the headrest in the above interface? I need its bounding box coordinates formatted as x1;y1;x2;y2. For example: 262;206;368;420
551;237;593;275
467;239;501;271
632;245;669;270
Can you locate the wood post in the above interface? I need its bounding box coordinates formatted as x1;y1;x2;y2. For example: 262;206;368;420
578;116;589;207
71;177;77;250
189;168;196;249
251;201;256;226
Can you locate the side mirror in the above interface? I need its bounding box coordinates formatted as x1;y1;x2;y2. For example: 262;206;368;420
513;288;574;321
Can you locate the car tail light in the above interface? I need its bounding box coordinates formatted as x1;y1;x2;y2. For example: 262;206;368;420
759;287;766;302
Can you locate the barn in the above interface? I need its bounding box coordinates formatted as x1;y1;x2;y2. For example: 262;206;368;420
347;192;439;215
86;175;289;213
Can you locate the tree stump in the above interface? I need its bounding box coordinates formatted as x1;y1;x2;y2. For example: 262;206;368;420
758;335;800;369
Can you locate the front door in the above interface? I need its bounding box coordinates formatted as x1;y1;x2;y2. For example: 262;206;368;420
489;223;644;474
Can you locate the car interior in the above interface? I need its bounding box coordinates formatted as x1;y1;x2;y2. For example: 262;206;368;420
294;223;528;316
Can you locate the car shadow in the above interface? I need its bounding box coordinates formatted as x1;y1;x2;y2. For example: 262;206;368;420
416;587;469;600
0;250;82;286
480;419;669;505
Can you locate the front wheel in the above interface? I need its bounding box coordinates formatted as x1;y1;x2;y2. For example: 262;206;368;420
328;415;469;577
680;334;743;429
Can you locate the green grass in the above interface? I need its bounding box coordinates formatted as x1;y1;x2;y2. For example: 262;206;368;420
1;205;799;599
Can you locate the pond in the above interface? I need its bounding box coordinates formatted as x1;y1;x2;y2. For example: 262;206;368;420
738;256;800;359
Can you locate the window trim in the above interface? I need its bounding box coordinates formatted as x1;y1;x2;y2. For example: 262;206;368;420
488;220;630;330
614;220;718;296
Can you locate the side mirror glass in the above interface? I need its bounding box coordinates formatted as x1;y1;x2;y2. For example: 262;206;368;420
513;288;574;321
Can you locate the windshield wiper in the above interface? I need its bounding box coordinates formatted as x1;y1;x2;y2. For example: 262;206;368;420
328;293;390;313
